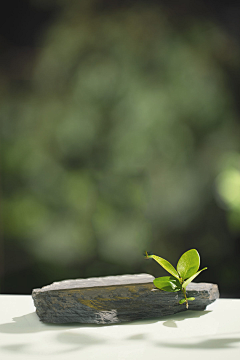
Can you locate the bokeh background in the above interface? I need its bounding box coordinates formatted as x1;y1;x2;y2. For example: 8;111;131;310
1;0;240;297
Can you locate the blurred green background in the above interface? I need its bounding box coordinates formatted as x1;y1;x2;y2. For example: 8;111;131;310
1;0;240;297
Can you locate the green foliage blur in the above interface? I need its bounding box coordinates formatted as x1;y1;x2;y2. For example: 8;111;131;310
1;0;240;296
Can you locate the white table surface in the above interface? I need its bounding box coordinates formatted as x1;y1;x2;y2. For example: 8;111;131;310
0;296;240;360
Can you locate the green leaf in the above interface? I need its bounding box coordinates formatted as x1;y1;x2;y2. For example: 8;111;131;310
147;254;180;279
179;297;195;306
179;299;186;304
177;249;200;280
182;267;207;289
153;276;181;292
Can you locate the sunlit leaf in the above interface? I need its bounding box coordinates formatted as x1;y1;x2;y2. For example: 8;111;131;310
147;254;180;279
187;297;195;301
177;249;200;280
182;267;207;289
153;276;182;292
179;299;186;304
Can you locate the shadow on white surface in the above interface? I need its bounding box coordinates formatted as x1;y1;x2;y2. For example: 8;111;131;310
155;335;240;349
127;333;146;340
1;332;107;356
162;310;212;328
0;312;85;334
1;344;29;353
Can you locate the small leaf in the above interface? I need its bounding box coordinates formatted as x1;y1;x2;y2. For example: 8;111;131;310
182;267;207;289
148;255;180;279
154;276;182;292
186;297;195;301
179;299;186;304
177;249;200;280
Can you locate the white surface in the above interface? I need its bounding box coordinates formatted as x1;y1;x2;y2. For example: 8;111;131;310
0;296;240;359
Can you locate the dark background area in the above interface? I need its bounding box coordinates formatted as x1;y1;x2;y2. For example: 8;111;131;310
1;0;240;297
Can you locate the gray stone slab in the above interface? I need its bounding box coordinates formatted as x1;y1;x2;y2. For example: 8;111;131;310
32;273;219;324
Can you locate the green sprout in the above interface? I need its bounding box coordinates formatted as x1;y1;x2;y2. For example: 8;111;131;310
145;249;207;309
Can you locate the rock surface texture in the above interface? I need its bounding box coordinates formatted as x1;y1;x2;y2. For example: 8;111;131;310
32;274;219;324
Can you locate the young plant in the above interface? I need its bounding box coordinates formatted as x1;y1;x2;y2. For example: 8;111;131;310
145;249;207;309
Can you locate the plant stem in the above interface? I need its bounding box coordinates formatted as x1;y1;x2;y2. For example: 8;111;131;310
182;288;189;309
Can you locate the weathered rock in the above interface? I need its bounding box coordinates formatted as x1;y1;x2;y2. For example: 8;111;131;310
32;274;219;324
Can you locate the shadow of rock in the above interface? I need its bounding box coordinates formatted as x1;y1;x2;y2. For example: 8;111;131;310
0;312;86;334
